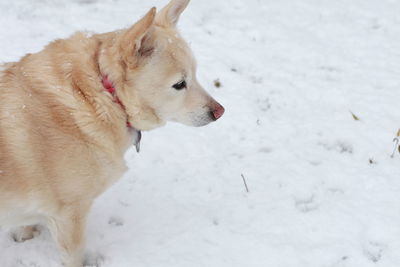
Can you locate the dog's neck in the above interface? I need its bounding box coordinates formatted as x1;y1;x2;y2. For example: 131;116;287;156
101;74;142;153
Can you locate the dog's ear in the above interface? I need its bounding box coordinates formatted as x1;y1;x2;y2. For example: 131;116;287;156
156;0;190;27
119;7;156;69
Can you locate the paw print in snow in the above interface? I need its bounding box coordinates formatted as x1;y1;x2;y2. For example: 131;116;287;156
84;251;105;267
108;216;124;227
363;241;386;263
294;195;318;212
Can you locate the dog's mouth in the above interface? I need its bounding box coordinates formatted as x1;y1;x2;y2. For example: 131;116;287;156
191;113;215;127
167;103;225;127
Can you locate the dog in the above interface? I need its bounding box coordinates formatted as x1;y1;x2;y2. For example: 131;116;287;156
0;0;224;266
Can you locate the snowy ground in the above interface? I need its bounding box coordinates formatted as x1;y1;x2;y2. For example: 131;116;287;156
1;0;400;266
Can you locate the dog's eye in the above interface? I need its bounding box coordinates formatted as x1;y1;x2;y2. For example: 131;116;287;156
172;80;186;90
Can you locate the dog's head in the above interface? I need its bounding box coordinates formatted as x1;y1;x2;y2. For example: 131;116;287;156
100;0;224;131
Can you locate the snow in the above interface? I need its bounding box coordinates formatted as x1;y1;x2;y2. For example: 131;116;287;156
1;0;400;266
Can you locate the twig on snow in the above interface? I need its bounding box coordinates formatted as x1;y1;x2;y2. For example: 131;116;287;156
391;137;399;158
391;129;400;158
241;174;249;193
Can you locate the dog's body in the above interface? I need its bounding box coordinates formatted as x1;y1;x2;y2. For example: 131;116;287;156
0;1;224;266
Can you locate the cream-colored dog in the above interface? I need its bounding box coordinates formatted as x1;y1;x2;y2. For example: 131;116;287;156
0;0;224;266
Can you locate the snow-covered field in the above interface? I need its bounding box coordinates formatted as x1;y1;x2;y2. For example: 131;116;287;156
1;0;400;266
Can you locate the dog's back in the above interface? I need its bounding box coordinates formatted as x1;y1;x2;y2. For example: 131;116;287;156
0;37;128;228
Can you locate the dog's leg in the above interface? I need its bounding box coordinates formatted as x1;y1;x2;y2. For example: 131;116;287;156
47;204;91;267
12;225;37;242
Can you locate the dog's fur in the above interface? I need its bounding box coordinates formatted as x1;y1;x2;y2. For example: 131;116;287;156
0;1;224;266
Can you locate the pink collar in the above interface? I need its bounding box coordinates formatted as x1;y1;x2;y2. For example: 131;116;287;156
101;75;129;125
101;75;141;152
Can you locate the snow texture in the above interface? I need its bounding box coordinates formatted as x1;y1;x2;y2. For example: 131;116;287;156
1;0;400;266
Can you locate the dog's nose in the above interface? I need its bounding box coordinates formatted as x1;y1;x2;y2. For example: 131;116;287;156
211;103;225;120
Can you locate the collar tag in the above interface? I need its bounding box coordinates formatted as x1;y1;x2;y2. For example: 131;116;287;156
130;128;142;153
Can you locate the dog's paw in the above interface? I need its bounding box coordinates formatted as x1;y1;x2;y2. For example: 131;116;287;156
83;251;104;267
12;225;38;242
